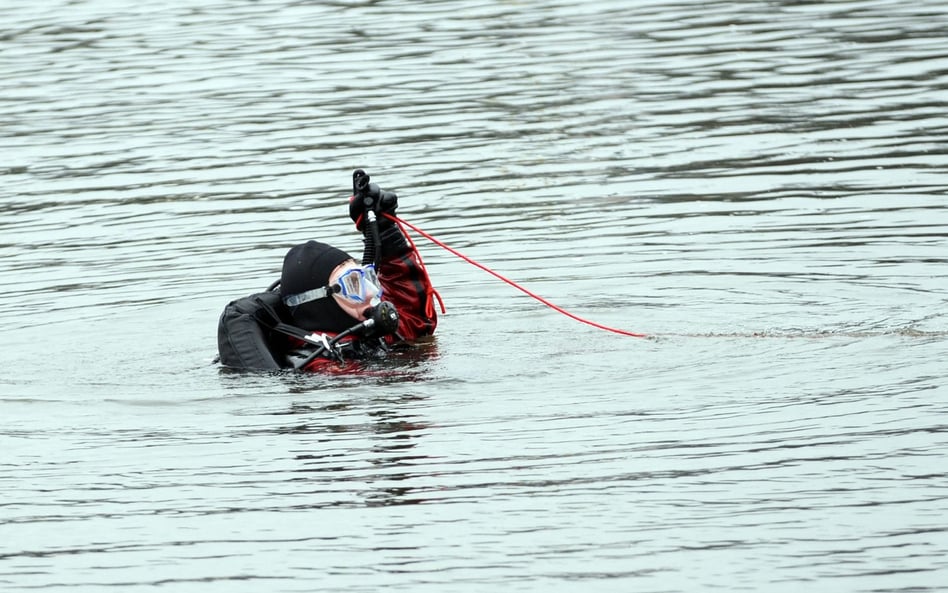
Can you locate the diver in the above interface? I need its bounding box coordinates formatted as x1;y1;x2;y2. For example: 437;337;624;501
217;170;439;372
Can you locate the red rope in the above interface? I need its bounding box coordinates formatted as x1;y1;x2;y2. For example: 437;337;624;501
387;214;648;338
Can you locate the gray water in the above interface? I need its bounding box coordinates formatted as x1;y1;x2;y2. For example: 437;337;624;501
2;0;947;591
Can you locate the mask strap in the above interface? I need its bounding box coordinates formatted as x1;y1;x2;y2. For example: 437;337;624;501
283;285;334;307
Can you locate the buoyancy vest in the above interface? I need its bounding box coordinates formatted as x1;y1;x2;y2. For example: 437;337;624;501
217;291;289;370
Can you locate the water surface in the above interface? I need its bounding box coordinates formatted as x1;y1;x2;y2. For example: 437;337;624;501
2;0;947;591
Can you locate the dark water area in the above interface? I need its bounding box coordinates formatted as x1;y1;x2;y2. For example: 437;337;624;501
2;0;947;591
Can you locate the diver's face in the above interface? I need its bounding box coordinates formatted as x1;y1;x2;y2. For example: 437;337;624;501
327;260;382;320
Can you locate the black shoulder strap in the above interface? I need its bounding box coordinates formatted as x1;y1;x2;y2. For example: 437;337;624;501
250;293;341;365
252;294;318;342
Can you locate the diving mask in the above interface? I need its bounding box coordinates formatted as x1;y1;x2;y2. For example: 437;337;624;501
284;263;383;310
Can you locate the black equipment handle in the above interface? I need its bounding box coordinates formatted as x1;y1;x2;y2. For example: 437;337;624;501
353;169;382;267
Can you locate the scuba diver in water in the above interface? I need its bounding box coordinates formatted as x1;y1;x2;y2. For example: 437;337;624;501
217;170;439;372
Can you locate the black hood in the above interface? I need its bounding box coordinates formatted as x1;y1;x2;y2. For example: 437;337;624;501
281;240;357;332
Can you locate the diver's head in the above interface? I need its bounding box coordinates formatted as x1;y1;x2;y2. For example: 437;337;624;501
281;241;382;332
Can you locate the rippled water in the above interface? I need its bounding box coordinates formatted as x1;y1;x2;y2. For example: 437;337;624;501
2;0;947;591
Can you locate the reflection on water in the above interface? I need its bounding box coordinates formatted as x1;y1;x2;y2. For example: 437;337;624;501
2;0;947;591
240;391;437;508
